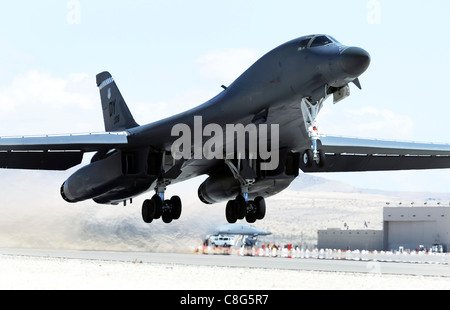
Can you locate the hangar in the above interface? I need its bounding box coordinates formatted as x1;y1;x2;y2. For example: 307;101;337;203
318;205;450;252
383;206;449;252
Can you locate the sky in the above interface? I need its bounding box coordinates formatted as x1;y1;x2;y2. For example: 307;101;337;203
1;0;450;196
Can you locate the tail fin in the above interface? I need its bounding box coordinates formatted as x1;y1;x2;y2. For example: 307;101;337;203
96;71;139;132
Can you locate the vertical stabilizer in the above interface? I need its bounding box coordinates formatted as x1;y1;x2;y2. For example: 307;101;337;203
96;71;139;132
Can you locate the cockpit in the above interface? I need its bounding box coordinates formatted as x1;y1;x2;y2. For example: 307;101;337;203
298;35;339;51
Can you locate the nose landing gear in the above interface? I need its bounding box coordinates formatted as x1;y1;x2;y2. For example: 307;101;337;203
302;146;326;168
300;97;326;168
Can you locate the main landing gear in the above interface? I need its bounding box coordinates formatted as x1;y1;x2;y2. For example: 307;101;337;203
226;194;266;224
142;180;182;224
224;158;266;224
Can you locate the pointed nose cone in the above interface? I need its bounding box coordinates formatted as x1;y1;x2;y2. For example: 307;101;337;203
340;47;371;77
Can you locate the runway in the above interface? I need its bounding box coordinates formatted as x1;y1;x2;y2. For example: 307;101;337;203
0;247;450;290
0;247;449;277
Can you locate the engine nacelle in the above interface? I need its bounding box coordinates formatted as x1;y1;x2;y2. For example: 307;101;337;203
61;149;155;204
61;150;125;203
197;174;240;205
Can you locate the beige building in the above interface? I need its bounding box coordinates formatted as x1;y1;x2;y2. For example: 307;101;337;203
317;229;383;251
383;206;450;252
318;206;450;252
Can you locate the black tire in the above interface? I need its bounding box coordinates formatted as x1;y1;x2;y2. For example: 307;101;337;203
315;150;326;168
226;200;237;223
170;195;182;220
235;195;247;220
141;199;153;223
151;194;163;219
254;196;266;220
246;211;257;223
162;211;173;224
303;149;313;167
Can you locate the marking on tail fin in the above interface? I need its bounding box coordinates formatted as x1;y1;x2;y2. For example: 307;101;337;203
99;77;114;90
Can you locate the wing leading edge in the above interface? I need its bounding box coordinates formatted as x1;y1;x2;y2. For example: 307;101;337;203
0;132;128;170
301;135;450;173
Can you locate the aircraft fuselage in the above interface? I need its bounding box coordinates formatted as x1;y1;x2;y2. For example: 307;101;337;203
62;35;371;219
128;35;370;154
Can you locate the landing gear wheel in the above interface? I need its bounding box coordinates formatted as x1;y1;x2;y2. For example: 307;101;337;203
245;210;257;223
226;200;237;223
142;199;153;223
151;194;163;219
170;195;182;220
142;193;184;224
315;150;326;168
254;196;266;220
142;194;163;223
235;195;247;220
225;195;267;224
162;206;173;224
303;149;313;167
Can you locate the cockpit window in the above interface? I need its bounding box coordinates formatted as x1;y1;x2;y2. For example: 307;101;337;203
310;35;333;48
328;35;340;44
298;38;311;50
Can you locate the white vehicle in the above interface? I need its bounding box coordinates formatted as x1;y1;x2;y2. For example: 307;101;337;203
209;235;235;247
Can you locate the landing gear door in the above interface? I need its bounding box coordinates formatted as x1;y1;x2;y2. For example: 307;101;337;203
333;84;350;104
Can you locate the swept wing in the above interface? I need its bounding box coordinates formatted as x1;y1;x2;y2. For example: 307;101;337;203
302;135;450;172
0;132;128;170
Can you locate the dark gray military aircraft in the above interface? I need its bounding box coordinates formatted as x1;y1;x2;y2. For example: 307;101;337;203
2;34;450;224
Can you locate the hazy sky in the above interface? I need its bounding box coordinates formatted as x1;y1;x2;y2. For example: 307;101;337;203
1;0;450;193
